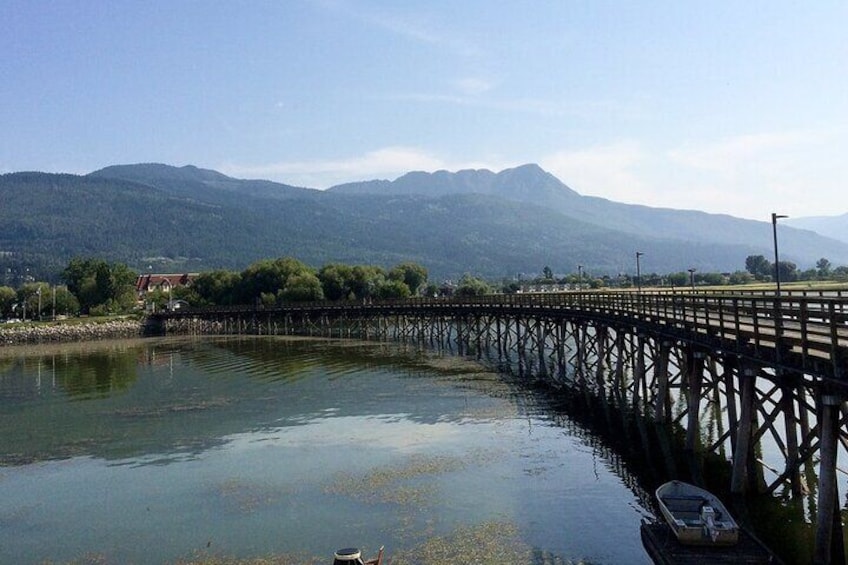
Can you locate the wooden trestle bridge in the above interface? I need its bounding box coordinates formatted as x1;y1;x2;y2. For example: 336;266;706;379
157;289;848;563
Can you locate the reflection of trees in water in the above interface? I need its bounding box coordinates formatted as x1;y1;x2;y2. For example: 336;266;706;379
57;351;137;398
191;336;455;382
1;337;509;468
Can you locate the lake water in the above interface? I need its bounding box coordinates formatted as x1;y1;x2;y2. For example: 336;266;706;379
0;336;655;564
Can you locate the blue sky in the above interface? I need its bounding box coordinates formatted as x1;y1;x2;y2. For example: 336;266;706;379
2;1;846;220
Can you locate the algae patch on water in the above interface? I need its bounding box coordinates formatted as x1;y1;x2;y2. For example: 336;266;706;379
206;478;290;515
325;452;470;507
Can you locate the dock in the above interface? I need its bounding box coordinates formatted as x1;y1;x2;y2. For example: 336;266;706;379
640;521;781;564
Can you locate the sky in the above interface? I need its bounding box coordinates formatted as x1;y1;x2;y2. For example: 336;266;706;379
2;1;846;221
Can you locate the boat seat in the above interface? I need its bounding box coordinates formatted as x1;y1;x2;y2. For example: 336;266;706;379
661;495;705;514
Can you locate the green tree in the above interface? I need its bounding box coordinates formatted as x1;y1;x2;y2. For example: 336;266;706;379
239;257;313;303
279;272;324;302
17;283;51;320
192;270;242;306
376;278;411;299
348;265;386;300
728;270;754;285
61;257;137;314
501;281;521;294
318;263;355;301
816;258;832;279
745;255;771;279
388;262;428;295
666;272;688;287
53;286;81;317
542;266;554;281
455;274;491;297
700;272;725;286
777;261;797;283
0;286;16;318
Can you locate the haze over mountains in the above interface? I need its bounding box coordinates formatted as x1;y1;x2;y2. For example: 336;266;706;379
2;162;847;282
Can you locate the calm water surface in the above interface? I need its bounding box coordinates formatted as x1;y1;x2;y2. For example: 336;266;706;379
0;336;652;564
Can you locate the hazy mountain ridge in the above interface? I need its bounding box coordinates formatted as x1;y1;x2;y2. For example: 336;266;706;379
786;214;848;246
329;163;848;258
2;163;848;282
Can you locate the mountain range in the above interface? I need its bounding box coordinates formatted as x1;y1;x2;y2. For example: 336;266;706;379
1;162;847;282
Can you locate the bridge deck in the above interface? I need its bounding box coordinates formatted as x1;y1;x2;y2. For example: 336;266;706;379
159;289;848;383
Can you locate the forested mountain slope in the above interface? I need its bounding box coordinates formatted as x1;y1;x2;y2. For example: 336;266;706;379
2;163;847;283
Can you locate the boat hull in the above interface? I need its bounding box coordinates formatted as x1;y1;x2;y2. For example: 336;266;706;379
656;480;739;546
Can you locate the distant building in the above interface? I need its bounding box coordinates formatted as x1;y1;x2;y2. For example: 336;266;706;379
135;273;198;299
519;282;570;293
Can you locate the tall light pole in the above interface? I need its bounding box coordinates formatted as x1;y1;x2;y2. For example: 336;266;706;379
772;213;788;296
688;268;696;292
577;265;583;291
636;252;644;293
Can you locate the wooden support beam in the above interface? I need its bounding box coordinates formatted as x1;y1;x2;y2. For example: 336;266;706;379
537;320;548;378
685;350;705;451
731;366;757;494
813;392;844;565
782;375;802;496
654;341;672;423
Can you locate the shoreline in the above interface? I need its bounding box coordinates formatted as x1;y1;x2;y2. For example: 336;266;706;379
0;318;153;347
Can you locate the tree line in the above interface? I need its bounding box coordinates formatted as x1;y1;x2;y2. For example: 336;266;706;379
0;257;440;320
521;255;848;291
3;253;847;321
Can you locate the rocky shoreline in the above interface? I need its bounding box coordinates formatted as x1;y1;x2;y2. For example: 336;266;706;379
0;319;154;346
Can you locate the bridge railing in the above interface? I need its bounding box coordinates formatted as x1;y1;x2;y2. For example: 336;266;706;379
161;290;848;380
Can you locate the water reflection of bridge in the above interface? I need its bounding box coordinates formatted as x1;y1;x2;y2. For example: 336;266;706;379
157;289;848;562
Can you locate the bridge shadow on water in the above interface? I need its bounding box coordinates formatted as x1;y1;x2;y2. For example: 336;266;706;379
438;339;818;564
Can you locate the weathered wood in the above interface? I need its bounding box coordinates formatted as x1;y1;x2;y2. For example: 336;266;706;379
814;393;843;565
685;350;705;451
731;367;757;494
655;341;672;423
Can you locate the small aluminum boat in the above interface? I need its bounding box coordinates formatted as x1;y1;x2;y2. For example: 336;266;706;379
656;480;739;546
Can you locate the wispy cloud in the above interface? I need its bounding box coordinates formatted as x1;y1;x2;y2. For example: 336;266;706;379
667;131;816;173
541;142;650;202
454;77;494;96
313;0;481;57
537;130;845;220
220;147;503;188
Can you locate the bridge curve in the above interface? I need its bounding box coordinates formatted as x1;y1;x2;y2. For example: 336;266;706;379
157;288;848;560
161;289;848;385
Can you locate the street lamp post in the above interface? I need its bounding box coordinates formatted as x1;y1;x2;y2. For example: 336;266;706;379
577;265;583;291
635;252;644;293
36;287;42;322
688;268;696;292
772;213;788;296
